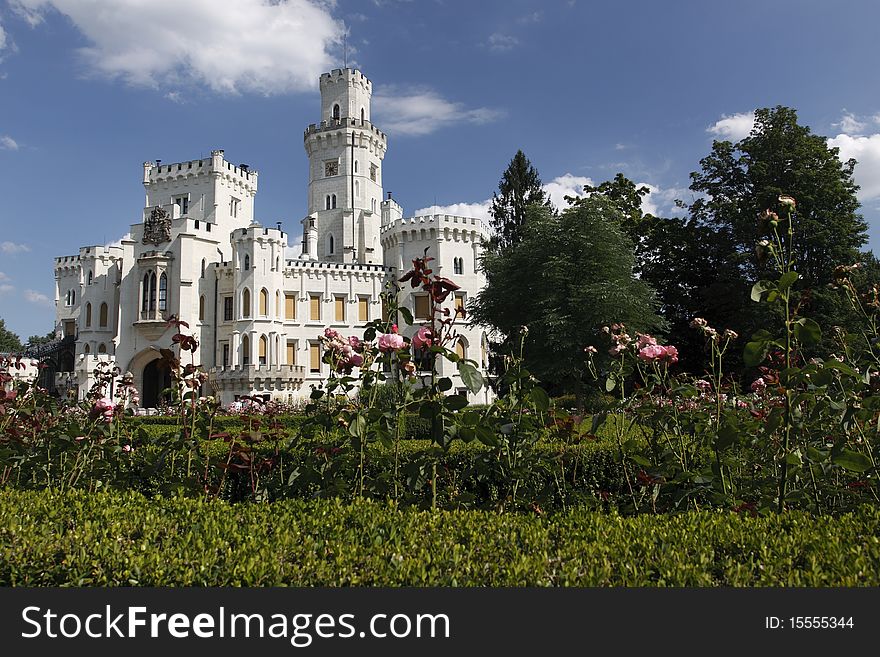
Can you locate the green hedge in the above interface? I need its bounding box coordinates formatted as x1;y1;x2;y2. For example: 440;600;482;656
1;489;878;586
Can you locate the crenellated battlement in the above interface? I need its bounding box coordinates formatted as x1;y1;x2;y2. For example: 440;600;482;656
379;214;490;236
230;222;287;245
320;68;372;91
304;118;386;141
143;149;258;191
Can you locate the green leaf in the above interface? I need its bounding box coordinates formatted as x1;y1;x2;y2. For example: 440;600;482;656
398;306;414;326
457;361;483;394
444;394;469;411
348;414;367;439
793;317;822;347
743;340;770;367
605;377;617;392
831;449;872;473
751;280;774;302
529;386;550;412
777;271;799;292
437;377;453;392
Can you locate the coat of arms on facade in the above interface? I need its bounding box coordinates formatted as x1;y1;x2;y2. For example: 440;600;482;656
142;206;172;245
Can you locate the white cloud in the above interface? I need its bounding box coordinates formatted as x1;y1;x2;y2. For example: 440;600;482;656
0;135;19;150
9;0;344;94
0;272;10;282
707;111;755;141
373;86;503;136
1;241;30;254
24;289;52;307
542;173;593;209
487;33;519;52
517;11;543;24
0;284;13;295
413;200;492;222
835;110;868;136
829;132;880;201
412;174;687;226
104;233;130;248
0;19;7;53
637;183;688;217
412;174;594;223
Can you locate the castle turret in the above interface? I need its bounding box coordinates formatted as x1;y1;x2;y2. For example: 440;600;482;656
304;68;386;265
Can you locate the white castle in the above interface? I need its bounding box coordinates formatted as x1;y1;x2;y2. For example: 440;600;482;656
49;68;492;408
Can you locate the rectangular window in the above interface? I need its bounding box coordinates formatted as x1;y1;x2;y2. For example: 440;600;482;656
414;294;431;320
286;341;297;365
174;195;189;216
230;197;241;218
334;296;345;322
454;293;465;316
310;294;321;321
309;343;321;373
285;294;296;320
222;343;230;367
223;296;233;321
358;297;369;322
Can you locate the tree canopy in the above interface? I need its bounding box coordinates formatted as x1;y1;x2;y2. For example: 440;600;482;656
472;199;663;398
0;319;23;353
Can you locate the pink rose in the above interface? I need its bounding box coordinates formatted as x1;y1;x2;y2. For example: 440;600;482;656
378;333;405;352
750;378;767;393
348;353;364;368
412;326;434;350
636;334;657;349
638;344;665;362
324;328;339;339
662;345;679;364
94;397;114;412
348;336;361;350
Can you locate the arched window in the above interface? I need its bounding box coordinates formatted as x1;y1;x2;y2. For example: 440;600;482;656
244;254;250;271
70;289;76;305
327;233;335;255
360;107;365;124
98;343;107;354
275;256;279;271
201;259;206;279
84;343;90;354
259;335;268;365
158;272;167;312
455;339;466;360
354;180;359;197
142;271;156;312
199;295;206;321
325;195;331;210
242;334;250;365
331;194;337;209
85;303;92;327
332;103;340;121
259;288;268;316
242;288;251;318
453;257;464;275
87;270;93;285
276;291;282;319
99;302;108;327
354;160;358;173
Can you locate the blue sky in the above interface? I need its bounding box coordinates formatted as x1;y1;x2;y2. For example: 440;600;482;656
2;0;880;340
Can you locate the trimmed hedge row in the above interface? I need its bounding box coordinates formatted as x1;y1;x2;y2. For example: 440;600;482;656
1;489;878;586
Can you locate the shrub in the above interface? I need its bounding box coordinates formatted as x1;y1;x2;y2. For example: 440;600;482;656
1;489;877;586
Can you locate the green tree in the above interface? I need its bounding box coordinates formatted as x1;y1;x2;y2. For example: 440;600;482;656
26;330;56;347
472;200;663;401
0;318;23;353
488;150;551;250
678;106;868;365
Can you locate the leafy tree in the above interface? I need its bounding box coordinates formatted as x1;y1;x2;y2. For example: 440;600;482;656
0;318;23;353
668;106;868;367
472;200;664;401
26;330;56;347
488;150;551;250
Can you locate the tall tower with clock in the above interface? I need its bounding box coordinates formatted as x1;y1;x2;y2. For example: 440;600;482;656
302;68;387;265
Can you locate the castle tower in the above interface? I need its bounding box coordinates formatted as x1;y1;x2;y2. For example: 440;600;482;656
303;68;386;265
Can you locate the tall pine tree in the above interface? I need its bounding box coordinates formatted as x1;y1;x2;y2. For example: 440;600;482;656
488;150;551;250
